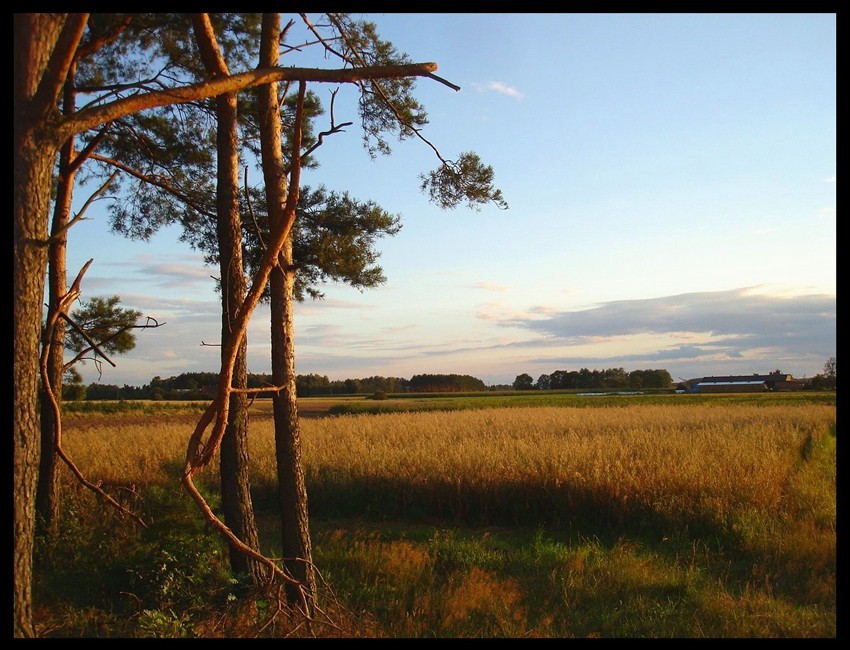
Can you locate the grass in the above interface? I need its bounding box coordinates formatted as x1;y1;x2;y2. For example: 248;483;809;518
35;393;836;637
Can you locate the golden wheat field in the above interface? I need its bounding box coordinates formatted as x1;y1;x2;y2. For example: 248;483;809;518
62;401;835;527
49;398;836;637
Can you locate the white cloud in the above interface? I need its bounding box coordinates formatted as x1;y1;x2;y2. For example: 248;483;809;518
473;81;523;99
823;175;836;183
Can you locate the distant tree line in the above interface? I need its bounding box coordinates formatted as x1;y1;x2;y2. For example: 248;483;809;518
67;371;487;400
807;357;837;390
513;367;674;391
64;359;835;401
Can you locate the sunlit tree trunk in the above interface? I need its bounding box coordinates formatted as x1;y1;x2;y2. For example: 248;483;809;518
192;12;269;587
216;87;268;585
257;12;316;609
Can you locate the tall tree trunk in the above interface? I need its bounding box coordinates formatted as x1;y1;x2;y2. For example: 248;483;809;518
14;14;73;638
192;11;268;587
37;63;78;539
257;12;316;609
215;89;268;585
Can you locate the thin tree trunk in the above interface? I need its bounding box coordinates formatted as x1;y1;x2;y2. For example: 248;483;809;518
192;11;269;587
257;12;316;609
269;240;316;606
37;63;78;539
215;89;268;585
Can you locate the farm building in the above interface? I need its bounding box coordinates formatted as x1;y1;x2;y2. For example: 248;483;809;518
687;372;804;393
695;380;767;393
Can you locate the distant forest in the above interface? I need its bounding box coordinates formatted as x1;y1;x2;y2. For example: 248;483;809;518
66;367;681;401
73;371;489;401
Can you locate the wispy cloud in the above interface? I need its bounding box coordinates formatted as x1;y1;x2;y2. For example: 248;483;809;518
467;281;511;292
823;175;836;183
473;81;523;99
484;287;835;366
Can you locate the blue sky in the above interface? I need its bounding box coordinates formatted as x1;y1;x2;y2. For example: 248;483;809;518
64;12;836;387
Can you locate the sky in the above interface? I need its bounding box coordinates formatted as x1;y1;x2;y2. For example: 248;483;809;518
63;12;836;388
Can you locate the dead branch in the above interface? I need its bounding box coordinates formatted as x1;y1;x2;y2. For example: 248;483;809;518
62;315;164;373
244;165;266;252
46;170;119;245
59;311;117;367
39;258;147;528
314;14;455;167
60;312;165;373
301;88;354;160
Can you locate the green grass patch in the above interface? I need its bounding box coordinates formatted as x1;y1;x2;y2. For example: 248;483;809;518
327;391;835;416
61;400;210;417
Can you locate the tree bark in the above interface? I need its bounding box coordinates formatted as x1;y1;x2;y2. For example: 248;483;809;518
13;139;52;641
258;12;316;609
216;90;269;586
14;14;83;638
270;239;316;607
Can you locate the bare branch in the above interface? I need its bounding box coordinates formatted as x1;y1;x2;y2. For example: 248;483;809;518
39;257;147;528
245;165;266;252
48;170;119;244
299;14;348;62
424;71;461;92
63;316;163;373
325;14;449;165
280;18;295;44
302;89;354;159
59;311;117;368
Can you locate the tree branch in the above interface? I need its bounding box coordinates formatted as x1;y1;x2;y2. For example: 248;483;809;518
63;316;163;373
59;311;117;368
66;123;109;176
31;13;89;119
324;14;450;165
48;169;119;244
74;14;131;60
301;88;353;159
90;153;217;220
65;62;439;140
245;165;266;252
